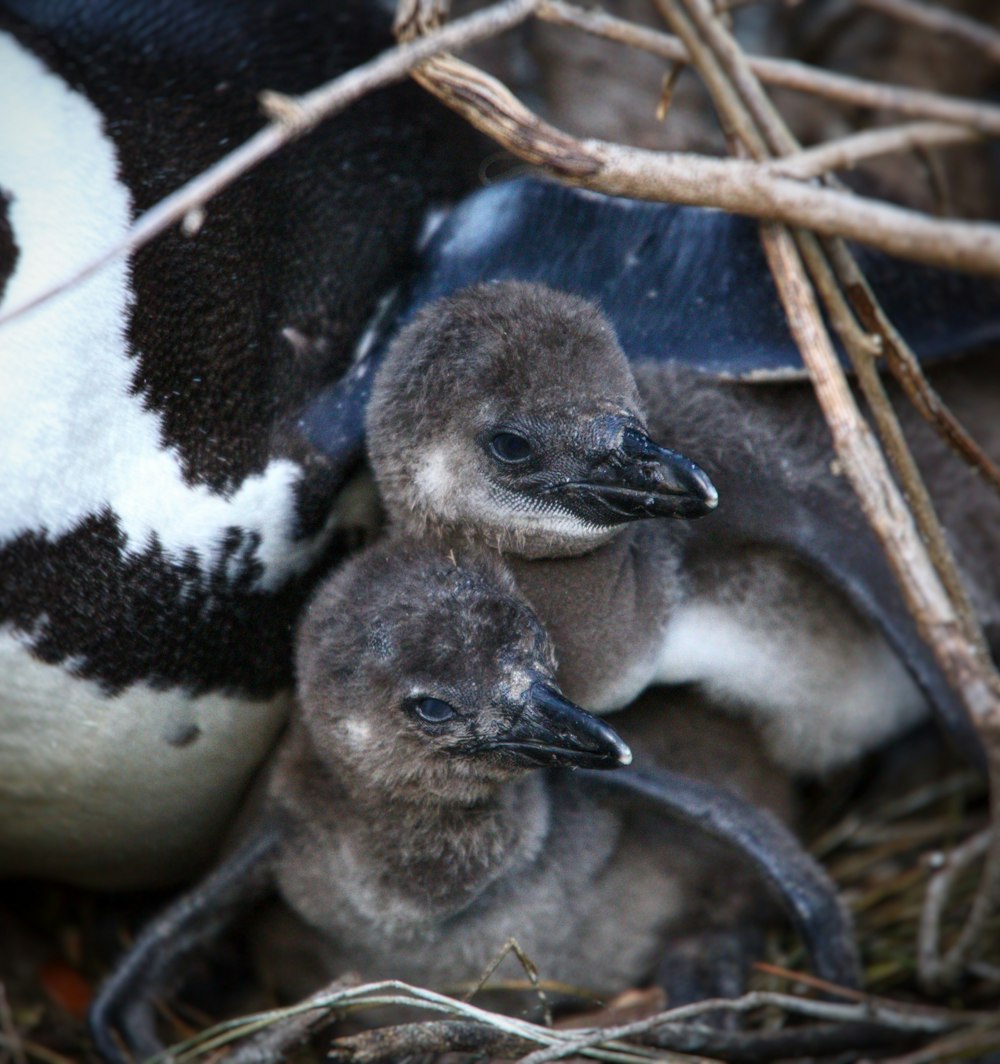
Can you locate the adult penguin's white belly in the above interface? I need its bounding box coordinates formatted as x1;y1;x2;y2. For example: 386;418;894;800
0;32;306;886
0;1;477;887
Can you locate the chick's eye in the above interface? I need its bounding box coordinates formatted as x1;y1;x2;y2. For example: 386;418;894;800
490;431;532;464
412;697;456;723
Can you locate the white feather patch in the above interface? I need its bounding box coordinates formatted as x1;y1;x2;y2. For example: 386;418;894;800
655;600;928;773
0;627;288;887
0;33;330;589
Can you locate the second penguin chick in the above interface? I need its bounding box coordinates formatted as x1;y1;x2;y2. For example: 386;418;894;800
89;540;856;1062
267;548;788;997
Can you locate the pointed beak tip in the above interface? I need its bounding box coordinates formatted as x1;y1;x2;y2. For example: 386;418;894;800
618;743;633;767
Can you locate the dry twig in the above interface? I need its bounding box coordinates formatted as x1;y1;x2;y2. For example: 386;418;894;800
403;52;1000;273
852;0;1000;65
536;0;1000;134
767;121;982;180
642;0;1000;984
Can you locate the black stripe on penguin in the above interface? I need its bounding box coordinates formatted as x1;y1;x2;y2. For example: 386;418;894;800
0;191;16;306
0;0;482;697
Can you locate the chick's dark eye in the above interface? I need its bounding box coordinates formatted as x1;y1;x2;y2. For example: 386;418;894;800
490;431;532;464
412;697;457;723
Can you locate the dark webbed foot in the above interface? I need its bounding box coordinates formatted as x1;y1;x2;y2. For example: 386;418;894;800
656;927;764;1023
89;830;280;1063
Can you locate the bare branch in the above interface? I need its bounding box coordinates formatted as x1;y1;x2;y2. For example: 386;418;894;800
409;54;1000;274
768;121;982;180
919;828;992;990
330;1020;529;1062
853;0;1000;65
824;238;1000;504
536;0;1000;134
517;987;962;1064
0;0;541;331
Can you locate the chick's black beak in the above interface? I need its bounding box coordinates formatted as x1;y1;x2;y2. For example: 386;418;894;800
493;683;632;770
558;427;717;522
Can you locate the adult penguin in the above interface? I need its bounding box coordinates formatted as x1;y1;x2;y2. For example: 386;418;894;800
0;0;481;887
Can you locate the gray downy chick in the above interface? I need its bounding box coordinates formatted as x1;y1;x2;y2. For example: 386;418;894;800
89;538;856;1062
366;281;1000;774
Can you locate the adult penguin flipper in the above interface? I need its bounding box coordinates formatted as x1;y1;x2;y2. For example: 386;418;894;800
580;766;862;990
392;178;1000;380
89;830;281;1064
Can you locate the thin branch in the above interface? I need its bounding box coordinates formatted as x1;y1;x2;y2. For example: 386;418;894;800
823;239;1000;500
536;0;1000;135
517;988;963;1064
408;54;1000;274
329;1020;530;1061
0;0;542;330
853;0;1000;66
800;233;991;654
331;1018;921;1063
918;828;992;990
768;121;982;180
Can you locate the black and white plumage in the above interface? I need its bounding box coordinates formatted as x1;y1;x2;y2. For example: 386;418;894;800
0;0;480;886
89;539;857;1064
362;243;1000;774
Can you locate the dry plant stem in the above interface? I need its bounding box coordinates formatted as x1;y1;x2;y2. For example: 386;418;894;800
330;1021;530;1061
928;758;1000;986
642;0;1000;987
798;232;989;654
461;937;553;1028
757;226;999;729
0;0;541;330
331;1018;917;1062
852;0;1000;66
761;230;1000;988
769;122;982;180
220;978;360;1064
664;0;999;650
517;989;962;1064
918;828;992;988
535;0;1000;135
407;54;1000;274
823;238;1000;499
665;0;795;154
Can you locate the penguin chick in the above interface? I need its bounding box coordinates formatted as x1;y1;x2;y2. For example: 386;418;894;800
366;282;1000;773
366;281;718;560
89;539;857;1063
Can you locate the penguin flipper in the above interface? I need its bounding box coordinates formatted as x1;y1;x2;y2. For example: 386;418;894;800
396;179;1000;380
89;828;281;1064
581;766;861;990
